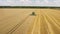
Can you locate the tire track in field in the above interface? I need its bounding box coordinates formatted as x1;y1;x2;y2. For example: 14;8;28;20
7;15;30;34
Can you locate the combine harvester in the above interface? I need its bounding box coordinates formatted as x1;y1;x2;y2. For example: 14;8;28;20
30;12;36;16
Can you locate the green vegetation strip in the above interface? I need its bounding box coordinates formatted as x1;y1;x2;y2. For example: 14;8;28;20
0;6;60;9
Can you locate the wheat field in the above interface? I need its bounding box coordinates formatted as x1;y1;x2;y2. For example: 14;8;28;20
0;8;60;34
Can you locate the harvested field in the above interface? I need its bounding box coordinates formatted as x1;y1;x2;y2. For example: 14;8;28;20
0;8;60;34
